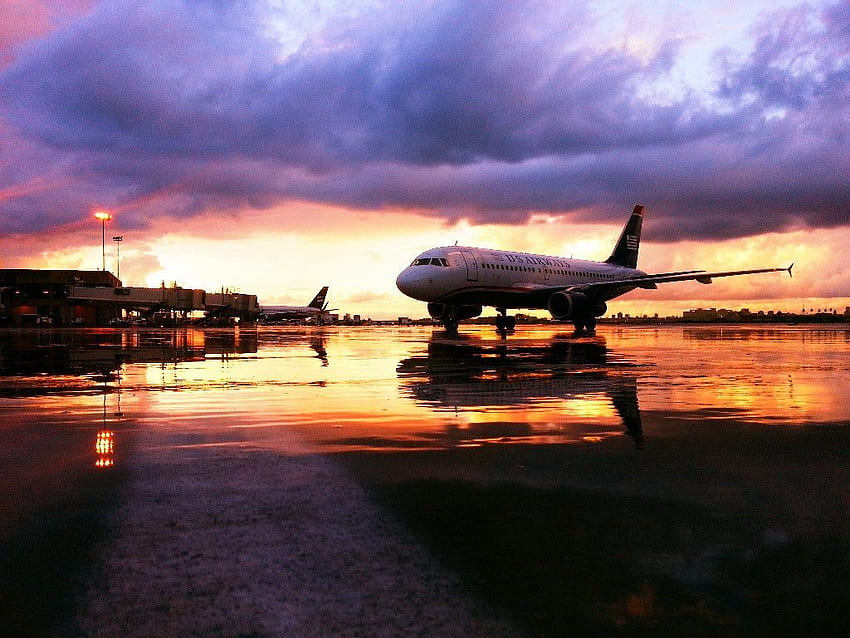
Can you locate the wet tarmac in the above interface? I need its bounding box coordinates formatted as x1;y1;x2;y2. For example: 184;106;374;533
2;324;850;636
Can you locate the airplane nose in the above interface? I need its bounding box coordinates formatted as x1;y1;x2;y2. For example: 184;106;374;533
396;268;424;299
396;268;414;295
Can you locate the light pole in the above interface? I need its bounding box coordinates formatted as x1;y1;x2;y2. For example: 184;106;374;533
94;211;112;271
113;235;123;279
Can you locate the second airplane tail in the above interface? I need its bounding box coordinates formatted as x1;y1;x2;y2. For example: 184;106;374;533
605;205;644;269
309;286;329;309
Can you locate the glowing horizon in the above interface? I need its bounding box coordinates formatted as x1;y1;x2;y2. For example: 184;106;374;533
2;204;839;320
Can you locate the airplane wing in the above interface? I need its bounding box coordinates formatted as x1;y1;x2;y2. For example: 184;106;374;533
609;264;794;290
504;271;702;292
494;264;793;300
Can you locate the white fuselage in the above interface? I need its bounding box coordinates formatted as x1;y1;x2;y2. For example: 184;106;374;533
261;286;329;319
396;246;644;309
260;305;323;317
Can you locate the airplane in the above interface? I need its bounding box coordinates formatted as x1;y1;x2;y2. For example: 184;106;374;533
259;287;335;323
396;205;793;333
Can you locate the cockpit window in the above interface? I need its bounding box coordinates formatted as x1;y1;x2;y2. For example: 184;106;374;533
411;257;449;267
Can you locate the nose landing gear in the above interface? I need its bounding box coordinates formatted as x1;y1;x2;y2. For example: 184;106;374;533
495;308;516;331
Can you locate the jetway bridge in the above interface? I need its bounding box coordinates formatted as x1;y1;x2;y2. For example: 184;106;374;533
67;285;258;324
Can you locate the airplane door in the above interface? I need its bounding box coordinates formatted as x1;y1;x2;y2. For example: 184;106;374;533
461;251;478;281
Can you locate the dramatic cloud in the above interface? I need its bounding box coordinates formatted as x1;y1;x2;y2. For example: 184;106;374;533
0;0;848;239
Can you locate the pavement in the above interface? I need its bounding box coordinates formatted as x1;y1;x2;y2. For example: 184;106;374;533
9;407;850;637
65;433;525;637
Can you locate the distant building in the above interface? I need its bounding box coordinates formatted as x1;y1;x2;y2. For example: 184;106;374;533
682;307;740;322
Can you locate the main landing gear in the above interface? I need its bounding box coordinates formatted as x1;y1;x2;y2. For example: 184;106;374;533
495;308;516;331
572;316;597;335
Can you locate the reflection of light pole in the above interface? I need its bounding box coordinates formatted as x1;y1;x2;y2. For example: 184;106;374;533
113;235;123;278
94;211;112;271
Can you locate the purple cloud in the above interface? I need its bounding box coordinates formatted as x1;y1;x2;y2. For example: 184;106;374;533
0;0;848;239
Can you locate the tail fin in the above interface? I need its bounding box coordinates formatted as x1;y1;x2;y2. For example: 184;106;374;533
605;205;644;269
309;286;329;309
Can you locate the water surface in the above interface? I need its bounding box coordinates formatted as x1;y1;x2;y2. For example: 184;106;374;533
3;324;850;636
2;323;848;464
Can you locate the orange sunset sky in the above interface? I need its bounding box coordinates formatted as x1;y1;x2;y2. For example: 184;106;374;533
1;1;848;319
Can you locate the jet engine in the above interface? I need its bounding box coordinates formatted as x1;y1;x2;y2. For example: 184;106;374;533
427;303;483;321
547;291;606;321
427;302;447;320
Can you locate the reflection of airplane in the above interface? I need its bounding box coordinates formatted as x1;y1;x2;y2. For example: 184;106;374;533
260;287;335;323
396;205;793;332
397;334;644;448
310;333;329;366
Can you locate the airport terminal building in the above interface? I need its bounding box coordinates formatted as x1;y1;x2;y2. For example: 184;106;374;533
0;269;258;327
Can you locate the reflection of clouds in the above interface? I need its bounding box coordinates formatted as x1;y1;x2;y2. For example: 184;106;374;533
1;327;270;471
0;328;261;386
670;326;850;423
397;333;644;448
